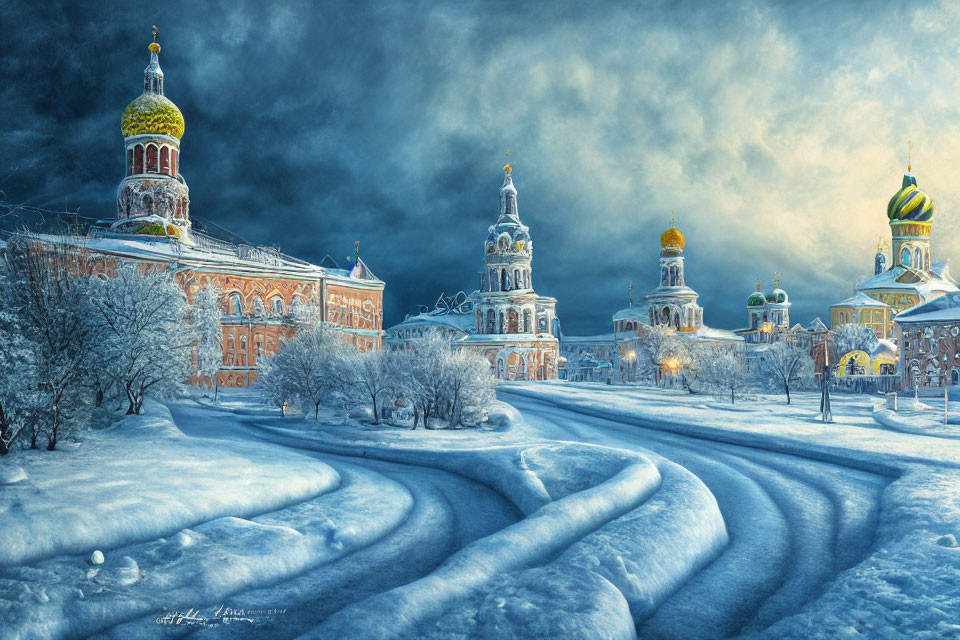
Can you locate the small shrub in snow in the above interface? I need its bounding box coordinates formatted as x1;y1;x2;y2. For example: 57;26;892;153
759;340;816;404
190;283;223;400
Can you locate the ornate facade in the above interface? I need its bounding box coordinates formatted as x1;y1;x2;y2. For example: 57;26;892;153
645;224;704;332
831;168;957;340
37;29;385;388
460;163;560;380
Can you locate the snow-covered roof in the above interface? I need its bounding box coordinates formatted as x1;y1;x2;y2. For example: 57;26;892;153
857;265;958;298
831;291;889;309
894;291;960;324
387;310;475;334
613;304;649;321
461;333;559;344
22;231;384;287
804;317;829;331
871;339;898;357
562;333;617;344
694;325;743;343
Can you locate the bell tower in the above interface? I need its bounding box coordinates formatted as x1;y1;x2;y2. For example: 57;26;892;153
115;27;191;237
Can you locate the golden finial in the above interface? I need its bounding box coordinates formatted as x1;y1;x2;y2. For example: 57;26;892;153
629;281;634;307
755;278;762;292
670;210;677;228
503;149;512;175
774;271;781;289
907;139;912;173
148;25;161;54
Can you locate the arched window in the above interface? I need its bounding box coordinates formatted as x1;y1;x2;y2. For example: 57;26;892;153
487;309;496;333
228;293;243;316
901;247;911;267
141;194;154;215
171;148;178;176
239;335;247;366
498;311;505;334
270;296;285;315
523;309;532;333
146;144;158;173
926;362;941;387
513;269;521;290
507;309;519;333
501;270;509;291
227;335;236;366
160;146;170;174
127;148;134;176
134;144;144;174
952;367;960;386
915;248;922;270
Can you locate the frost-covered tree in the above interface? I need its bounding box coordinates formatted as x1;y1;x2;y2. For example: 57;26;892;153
443;348;497;427
190;284;223;399
0;307;42;454
637;325;687;386
703;349;748;404
677;342;710;394
0;236;98;450
761;340;815;404
88;263;193;415
257;324;351;420
398;332;448;429
343;350;394;425
835;323;878;355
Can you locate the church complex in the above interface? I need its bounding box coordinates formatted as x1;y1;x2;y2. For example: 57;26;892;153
9;28;960;393
10;30;384;389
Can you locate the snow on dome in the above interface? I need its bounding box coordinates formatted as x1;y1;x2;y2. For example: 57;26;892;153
747;291;766;307
770;288;788;304
887;173;935;223
121;93;184;138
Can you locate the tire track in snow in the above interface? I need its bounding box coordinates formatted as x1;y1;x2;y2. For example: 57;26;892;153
504;394;887;640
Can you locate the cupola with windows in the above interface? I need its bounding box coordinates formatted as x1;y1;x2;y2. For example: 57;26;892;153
114;27;191;238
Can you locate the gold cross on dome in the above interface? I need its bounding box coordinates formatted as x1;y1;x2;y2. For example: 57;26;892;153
152;25;158;42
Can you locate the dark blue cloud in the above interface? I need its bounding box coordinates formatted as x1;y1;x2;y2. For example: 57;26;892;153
2;0;956;335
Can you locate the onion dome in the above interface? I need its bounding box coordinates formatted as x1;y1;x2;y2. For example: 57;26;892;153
747;291;766;306
120;28;184;139
660;226;685;251
769;288;788;303
121;94;184;138
887;173;934;222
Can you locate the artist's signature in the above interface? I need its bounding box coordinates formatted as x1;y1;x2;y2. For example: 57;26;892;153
156;604;288;627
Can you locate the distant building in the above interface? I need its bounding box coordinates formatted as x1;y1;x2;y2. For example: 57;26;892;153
559;334;616;383
830;168;957;340
894;291;960;389
736;276;792;344
385;162;560;380
18;30;384;388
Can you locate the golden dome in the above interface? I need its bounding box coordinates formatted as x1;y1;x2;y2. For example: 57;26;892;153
120;93;184;138
660;226;685;251
148;42;161;54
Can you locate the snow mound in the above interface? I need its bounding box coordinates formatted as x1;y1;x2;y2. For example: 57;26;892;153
0;402;341;568
0;465;28;484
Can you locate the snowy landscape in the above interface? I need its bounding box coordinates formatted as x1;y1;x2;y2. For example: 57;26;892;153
7;1;960;638
2;372;960;638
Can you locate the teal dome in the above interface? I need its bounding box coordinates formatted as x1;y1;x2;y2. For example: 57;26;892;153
747;292;766;306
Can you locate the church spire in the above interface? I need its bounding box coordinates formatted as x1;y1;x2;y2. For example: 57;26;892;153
499;151;518;219
144;25;164;95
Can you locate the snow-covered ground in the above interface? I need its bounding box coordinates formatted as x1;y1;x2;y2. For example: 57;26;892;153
1;383;958;638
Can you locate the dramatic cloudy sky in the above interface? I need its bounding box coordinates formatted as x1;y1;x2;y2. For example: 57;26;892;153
3;0;960;333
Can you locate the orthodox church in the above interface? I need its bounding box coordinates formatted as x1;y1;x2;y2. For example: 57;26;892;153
23;29;384;388
831;165;957;340
386;161;560;380
735;275;792;344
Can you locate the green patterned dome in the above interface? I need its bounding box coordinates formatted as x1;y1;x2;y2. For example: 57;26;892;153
121;93;184;138
747;292;766;306
887;173;934;222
